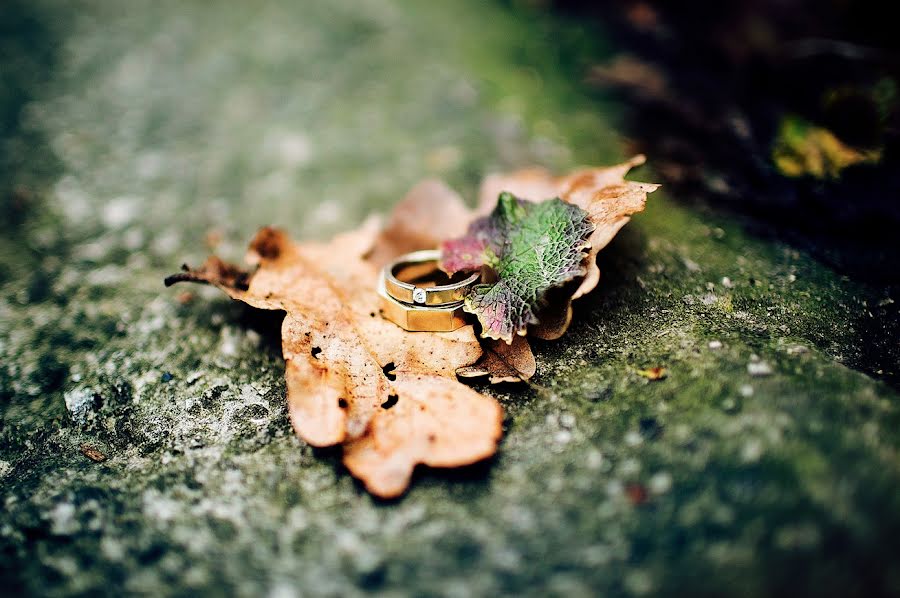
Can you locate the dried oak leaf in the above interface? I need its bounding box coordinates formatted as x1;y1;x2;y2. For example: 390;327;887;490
468;155;659;340
166;223;501;498
165;156;655;494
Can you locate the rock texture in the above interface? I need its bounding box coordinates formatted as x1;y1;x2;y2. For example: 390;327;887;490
1;0;899;596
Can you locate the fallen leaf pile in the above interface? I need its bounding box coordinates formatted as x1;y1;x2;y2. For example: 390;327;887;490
166;156;658;497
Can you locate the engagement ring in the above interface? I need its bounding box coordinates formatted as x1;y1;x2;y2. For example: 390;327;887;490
383;249;479;306
378;250;477;332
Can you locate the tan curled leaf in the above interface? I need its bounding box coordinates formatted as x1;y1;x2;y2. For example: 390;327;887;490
165;156;656;496
367;179;471;268
343;372;503;498
457;336;536;384
167;222;499;497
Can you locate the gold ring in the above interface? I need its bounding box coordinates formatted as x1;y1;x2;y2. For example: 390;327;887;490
383;249;479;306
377;277;469;332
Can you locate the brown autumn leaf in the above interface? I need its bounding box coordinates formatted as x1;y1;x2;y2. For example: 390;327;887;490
166;157;655;496
457;336;536;384
167;224;501;497
475;155;659;340
80;444;107;463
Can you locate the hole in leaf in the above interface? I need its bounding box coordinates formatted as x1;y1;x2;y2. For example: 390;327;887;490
381;394;399;410
338;398;348;409
381;362;397;381
311;346;322;358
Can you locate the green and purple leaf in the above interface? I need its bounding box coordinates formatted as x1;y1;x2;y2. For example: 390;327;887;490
440;191;594;343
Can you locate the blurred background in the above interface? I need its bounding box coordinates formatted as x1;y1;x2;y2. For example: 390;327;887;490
566;0;900;282
5;0;900;276
2;1;900;596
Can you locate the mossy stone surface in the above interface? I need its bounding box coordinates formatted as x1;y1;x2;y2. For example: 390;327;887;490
1;1;899;596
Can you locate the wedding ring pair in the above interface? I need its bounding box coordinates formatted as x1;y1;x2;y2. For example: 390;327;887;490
378;250;479;332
